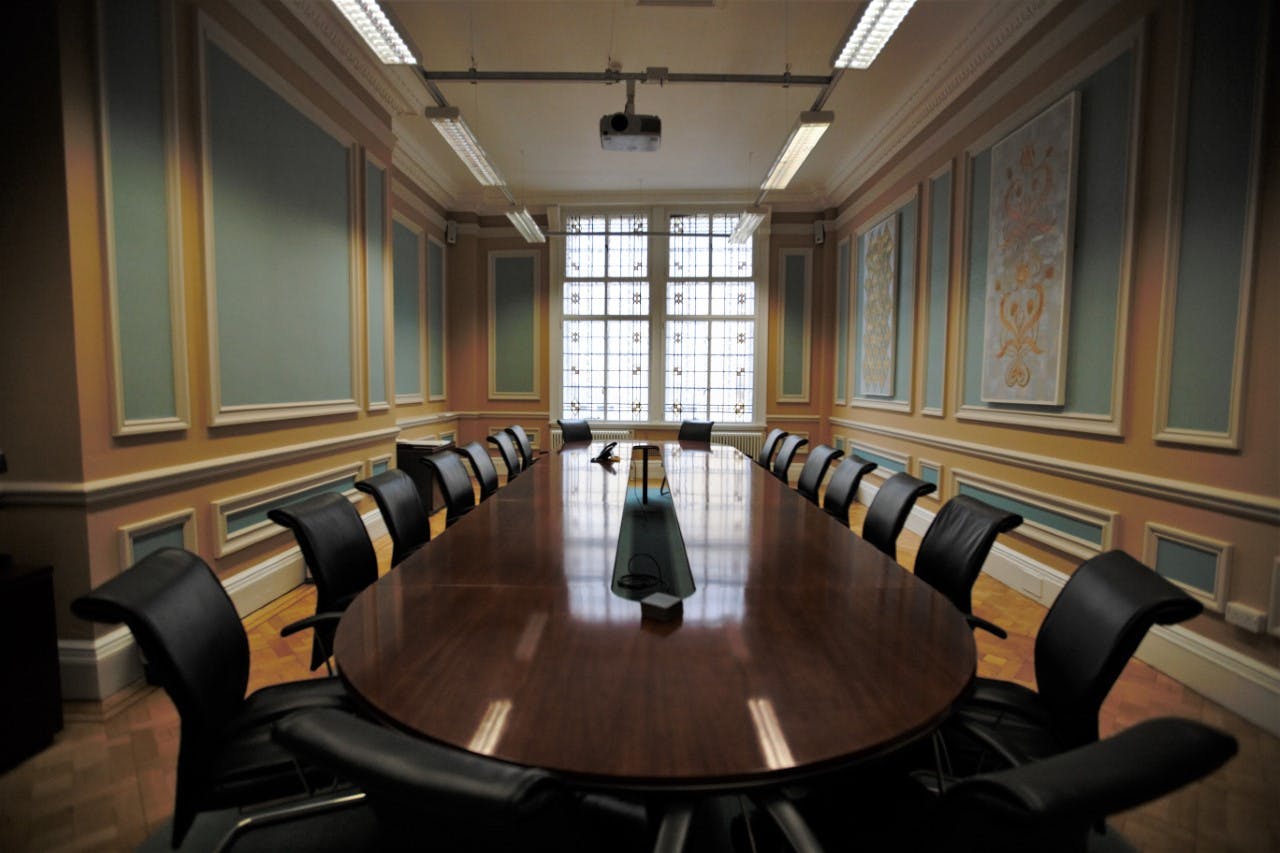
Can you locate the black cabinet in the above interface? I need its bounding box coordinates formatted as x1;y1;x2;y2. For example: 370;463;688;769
0;562;64;770
396;439;454;515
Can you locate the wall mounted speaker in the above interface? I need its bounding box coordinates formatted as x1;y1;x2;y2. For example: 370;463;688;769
445;221;457;244
813;221;825;245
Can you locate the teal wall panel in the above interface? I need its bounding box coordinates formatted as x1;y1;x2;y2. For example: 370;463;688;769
851;446;905;474
131;523;185;562
392;221;422;397
226;476;358;535
492;255;536;395
853;201;915;404
1154;537;1218;595
781;253;808;397
1165;0;1262;432
957;482;1103;546
834;436;845;453
206;42;352;408
104;0;177;421
371;459;391;476
366;162;387;405
925;171;951;411
835;240;851;401
964;53;1133;416
428;241;446;398
919;463;940;488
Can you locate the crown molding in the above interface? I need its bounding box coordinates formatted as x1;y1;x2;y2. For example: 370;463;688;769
824;0;1061;206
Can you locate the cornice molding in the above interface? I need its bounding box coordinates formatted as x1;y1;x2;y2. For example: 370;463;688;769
825;0;1061;207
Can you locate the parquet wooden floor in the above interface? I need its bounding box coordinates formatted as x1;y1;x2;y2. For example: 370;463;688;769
0;500;1275;852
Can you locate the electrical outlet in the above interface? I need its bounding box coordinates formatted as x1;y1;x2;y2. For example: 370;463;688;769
1224;601;1267;634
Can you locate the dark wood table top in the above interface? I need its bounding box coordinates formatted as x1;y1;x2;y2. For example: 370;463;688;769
334;442;975;791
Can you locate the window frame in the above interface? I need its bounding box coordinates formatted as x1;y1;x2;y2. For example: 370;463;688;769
549;204;769;429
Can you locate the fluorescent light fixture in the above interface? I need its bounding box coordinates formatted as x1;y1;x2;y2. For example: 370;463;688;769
728;210;767;245
832;0;918;69
331;0;416;64
507;208;547;243
424;106;506;187
760;111;834;192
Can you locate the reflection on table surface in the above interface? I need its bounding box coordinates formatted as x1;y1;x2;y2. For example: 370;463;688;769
335;441;975;790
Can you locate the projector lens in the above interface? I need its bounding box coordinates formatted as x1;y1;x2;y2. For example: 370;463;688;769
609;113;629;132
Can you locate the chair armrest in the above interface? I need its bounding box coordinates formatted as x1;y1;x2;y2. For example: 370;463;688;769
280;611;344;639
966;614;1008;639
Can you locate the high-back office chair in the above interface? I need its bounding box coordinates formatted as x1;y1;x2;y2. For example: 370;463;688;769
355;469;431;567
269;493;380;671
456;441;500;501
770;434;810;485
913;495;1022;637
557;418;593;444
505;425;543;468
952;550;1203;765
70;548;352;847
486;431;523;480
795;444;843;504
677;419;714;444
861;472;936;560
424;450;478;526
796;717;1236;853
272;708;653;853
756;428;788;468
821;456;877;527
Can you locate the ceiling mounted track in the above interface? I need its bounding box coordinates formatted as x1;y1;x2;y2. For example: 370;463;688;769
416;67;831;87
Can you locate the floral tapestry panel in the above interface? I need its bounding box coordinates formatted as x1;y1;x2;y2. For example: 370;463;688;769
982;92;1078;405
858;214;897;397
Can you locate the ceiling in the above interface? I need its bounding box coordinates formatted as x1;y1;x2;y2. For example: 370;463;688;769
347;1;1052;212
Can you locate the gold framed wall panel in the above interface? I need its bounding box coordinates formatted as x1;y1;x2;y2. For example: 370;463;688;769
1151;2;1267;449
197;12;361;427
116;508;197;571
427;234;449;401
96;0;190;436
392;212;426;405
953;29;1143;438
833;236;853;406
487;250;542;401
948;468;1117;561
1142;522;1232;613
213;463;363;558
364;148;393;412
776;248;813;403
920;161;954;418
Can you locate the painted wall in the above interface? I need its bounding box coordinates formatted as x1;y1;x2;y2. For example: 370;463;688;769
828;0;1277;666
0;1;455;695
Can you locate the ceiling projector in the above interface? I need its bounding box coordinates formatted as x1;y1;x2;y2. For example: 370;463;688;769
600;79;660;151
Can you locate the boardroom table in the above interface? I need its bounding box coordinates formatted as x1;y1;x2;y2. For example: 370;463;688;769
333;441;975;796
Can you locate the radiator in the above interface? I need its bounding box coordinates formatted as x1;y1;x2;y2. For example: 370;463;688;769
711;431;763;459
550;428;634;451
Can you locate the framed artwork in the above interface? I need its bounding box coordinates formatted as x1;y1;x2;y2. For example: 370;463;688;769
858;213;898;397
982;91;1079;405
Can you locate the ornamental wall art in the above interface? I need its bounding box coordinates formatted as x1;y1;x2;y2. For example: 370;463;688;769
982;92;1079;405
858;213;898;397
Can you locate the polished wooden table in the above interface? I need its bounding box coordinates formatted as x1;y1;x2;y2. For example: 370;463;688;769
334;442;975;792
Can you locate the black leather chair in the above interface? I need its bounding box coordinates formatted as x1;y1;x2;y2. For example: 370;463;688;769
456;441;500;501
771;434;810;485
950;550;1203;766
798;717;1236;853
355;469;430;567
70;548;352;847
676;419;713;443
557;418;593;444
861;472;936;560
269;493;380;671
505;424;544;468
486;431;523;481
756;428;788;468
795;444;843;503
821;456;877;527
271;708;653;853
425;449;477;526
913;495;1022;637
